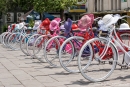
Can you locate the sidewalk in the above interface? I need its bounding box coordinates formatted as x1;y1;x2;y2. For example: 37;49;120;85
0;44;130;87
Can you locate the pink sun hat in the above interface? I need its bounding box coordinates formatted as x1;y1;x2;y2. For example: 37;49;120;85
49;18;61;31
78;14;94;31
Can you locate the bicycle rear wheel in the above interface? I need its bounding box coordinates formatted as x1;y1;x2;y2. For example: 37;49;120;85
2;32;10;47
117;33;130;66
78;37;117;82
44;36;66;67
8;33;24;50
33;35;48;61
59;36;84;73
26;34;41;58
20;34;31;56
4;32;12;48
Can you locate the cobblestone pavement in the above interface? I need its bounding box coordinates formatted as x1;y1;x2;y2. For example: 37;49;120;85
0;44;130;87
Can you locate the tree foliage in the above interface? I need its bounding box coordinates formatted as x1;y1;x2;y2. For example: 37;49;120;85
33;0;77;13
33;0;77;20
0;0;77;20
12;0;34;10
0;0;34;13
0;0;14;13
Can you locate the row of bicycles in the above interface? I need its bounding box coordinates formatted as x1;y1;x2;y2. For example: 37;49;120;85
0;13;130;82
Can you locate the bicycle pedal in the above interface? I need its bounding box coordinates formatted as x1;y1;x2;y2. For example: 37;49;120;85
100;61;105;64
121;66;129;69
109;61;113;65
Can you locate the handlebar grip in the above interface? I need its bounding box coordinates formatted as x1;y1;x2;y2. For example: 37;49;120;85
72;20;79;23
94;17;102;21
60;21;65;24
120;15;130;19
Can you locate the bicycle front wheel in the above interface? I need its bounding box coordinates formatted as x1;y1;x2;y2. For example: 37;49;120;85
78;37;118;82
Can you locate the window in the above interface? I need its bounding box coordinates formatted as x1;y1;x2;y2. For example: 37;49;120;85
121;0;127;2
111;0;113;10
95;0;97;12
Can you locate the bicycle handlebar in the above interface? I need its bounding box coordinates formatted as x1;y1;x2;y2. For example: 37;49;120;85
72;20;79;23
94;17;102;21
60;20;79;24
120;15;130;19
60;21;65;24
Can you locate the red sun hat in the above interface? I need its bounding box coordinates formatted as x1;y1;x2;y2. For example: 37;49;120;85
72;24;79;31
40;18;50;30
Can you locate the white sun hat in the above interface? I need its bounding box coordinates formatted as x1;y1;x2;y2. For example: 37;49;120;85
33;21;41;30
19;22;25;29
101;14;121;28
119;23;130;30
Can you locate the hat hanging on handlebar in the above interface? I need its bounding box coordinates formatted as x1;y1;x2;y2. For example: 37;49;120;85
119;23;130;30
72;24;79;31
49;18;61;31
19;22;25;29
40;18;50;30
33;21;41;30
78;14;94;31
14;24;19;31
101;14;120;28
64;18;72;34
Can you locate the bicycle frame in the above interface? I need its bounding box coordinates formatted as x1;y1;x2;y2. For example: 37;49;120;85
98;27;130;62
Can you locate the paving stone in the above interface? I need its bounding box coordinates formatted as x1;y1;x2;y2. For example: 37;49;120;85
43;81;71;87
35;76;57;83
49;73;80;79
0;68;8;73
0;82;3;86
27;71;45;77
0;58;19;70
0;45;130;87
20;67;37;72
4;85;24;87
21;79;45;87
0;72;14;79
54;75;84;82
10;70;34;81
10;70;28;76
0;77;21;85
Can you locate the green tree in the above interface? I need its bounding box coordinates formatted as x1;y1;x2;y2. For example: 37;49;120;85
0;0;14;13
0;0;34;13
33;0;77;20
12;0;34;10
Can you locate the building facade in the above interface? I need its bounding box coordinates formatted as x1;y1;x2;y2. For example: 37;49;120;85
86;0;130;25
87;0;130;13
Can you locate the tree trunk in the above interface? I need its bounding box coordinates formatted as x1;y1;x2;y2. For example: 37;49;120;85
41;12;43;21
60;9;64;21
